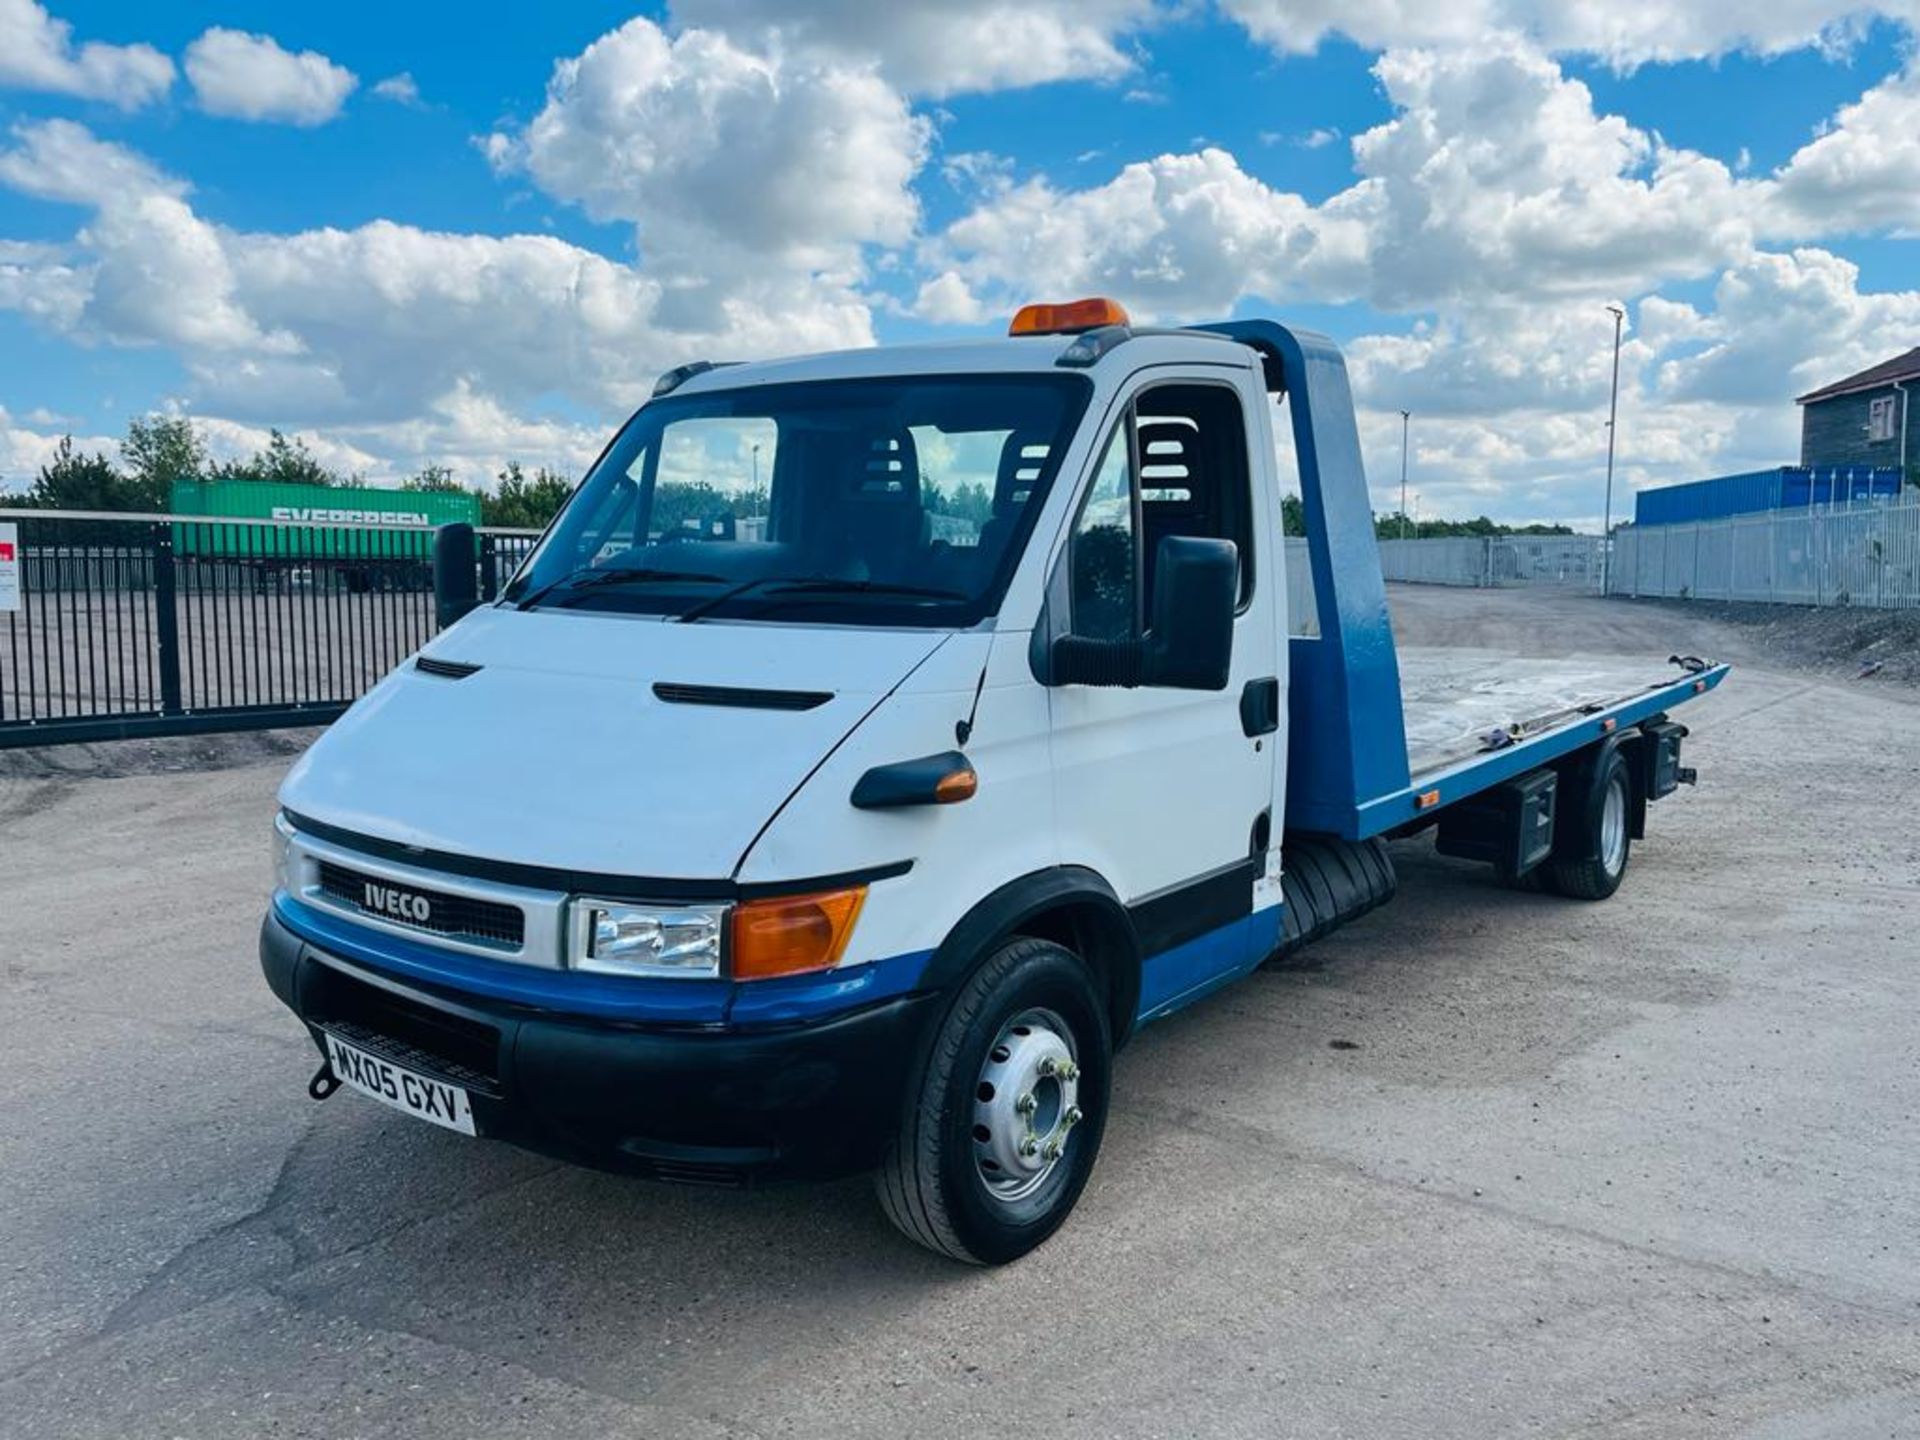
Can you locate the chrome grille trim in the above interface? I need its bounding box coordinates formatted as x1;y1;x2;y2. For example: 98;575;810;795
281;817;568;968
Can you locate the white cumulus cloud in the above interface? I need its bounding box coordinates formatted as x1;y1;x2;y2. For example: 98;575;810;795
0;121;878;440
1222;0;1920;66
185;27;358;126
926;147;1369;321
672;0;1159;95
371;72;422;107
1772;61;1920;235
0;0;172;108
486;18;926;292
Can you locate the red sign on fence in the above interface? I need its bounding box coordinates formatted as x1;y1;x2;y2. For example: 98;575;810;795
0;523;17;612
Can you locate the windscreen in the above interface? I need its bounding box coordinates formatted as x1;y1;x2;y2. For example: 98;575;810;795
507;374;1091;627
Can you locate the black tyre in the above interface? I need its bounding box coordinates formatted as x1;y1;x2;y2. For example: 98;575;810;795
1265;837;1396;968
875;936;1111;1265
1551;748;1633;900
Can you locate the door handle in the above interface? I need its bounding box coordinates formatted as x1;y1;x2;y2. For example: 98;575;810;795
1240;677;1279;737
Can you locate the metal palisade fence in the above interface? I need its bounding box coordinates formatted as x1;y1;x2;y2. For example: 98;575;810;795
1376;534;1606;590
0;509;540;747
1609;496;1920;609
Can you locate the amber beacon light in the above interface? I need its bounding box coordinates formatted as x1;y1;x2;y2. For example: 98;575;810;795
1009;297;1132;336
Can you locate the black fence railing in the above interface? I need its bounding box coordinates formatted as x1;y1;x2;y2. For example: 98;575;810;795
0;510;541;747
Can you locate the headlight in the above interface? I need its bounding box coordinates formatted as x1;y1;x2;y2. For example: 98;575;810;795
570;900;726;978
271;813;296;894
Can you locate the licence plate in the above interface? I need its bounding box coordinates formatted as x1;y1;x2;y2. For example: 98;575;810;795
321;1031;476;1136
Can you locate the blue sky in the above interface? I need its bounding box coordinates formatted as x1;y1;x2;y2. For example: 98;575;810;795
2;1;1917;526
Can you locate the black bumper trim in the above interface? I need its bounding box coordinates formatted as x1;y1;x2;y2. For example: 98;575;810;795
261;910;940;1183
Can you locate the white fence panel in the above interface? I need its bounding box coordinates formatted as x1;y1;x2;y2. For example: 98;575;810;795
1610;495;1920;610
1378;534;1605;590
1694;523;1733;600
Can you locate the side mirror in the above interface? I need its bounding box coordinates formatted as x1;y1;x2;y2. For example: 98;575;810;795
432;523;480;629
1048;535;1236;690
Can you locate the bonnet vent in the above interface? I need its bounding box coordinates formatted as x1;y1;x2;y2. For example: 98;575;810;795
652;682;832;712
415;657;483;680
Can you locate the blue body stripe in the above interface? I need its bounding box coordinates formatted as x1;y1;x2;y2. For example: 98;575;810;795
277;885;1278;1034
274;893;931;1027
1135;903;1283;1024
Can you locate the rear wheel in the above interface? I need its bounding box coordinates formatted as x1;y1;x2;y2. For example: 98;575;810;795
1551;748;1632;900
875;936;1111;1265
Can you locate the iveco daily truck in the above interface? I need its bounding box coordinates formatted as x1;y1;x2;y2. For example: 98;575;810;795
261;302;1726;1263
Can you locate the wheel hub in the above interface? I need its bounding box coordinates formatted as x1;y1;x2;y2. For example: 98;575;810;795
1600;774;1628;876
972;1008;1083;1202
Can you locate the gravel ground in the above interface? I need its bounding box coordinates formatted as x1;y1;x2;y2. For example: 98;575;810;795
1629;598;1920;687
2;585;1917;1439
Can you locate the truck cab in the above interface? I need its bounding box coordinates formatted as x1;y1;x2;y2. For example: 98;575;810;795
261;302;1725;1263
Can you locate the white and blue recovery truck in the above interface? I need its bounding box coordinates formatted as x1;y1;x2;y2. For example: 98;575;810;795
262;303;1727;1263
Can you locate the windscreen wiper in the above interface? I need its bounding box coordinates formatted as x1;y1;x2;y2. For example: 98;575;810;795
765;579;969;601
677;576;968;624
516;566;727;611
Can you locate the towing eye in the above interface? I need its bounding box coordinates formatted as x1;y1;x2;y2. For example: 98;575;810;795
308;1062;341;1101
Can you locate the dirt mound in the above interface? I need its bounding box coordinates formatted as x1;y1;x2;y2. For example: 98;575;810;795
1645;600;1920;688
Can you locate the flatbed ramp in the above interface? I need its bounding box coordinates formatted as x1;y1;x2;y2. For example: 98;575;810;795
1397;650;1702;778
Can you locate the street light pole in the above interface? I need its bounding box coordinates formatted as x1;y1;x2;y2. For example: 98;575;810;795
1399;409;1411;540
1603;304;1625;593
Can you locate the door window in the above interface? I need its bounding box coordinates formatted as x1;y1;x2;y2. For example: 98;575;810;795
1067;424;1138;641
1066;383;1254;640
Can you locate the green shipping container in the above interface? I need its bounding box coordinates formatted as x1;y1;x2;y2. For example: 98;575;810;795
170;479;481;557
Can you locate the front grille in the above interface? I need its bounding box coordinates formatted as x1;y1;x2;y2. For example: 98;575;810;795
316;859;525;950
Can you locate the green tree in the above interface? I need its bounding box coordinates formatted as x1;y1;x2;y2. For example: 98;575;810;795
121;415;208;510
483;463;574;529
1280;493;1306;536
924;478;993;527
649;480;730;538
212;430;346;487
26;437;134;511
403;464;466;493
1374;510;1573;540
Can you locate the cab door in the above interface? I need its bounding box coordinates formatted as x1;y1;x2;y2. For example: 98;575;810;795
1044;367;1283;1021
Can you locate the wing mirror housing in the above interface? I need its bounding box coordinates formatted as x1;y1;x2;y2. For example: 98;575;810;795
1046;536;1236;691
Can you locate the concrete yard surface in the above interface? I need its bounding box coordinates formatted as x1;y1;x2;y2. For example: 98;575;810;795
1;586;1917;1438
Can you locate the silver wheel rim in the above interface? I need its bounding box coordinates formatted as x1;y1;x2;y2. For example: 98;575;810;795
971;1007;1083;1204
1600;774;1628;876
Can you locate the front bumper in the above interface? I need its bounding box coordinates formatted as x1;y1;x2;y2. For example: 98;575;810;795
260;910;940;1184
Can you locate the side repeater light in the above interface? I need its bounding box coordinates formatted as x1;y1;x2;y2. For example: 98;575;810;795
850;751;978;809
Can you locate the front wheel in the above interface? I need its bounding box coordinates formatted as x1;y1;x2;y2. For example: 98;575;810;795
876;936;1111;1264
1550;748;1633;900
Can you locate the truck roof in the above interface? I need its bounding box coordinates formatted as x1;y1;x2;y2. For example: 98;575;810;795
668;328;1255;398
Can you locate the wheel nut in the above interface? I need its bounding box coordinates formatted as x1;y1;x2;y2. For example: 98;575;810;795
1015;1092;1036;1115
1020;1137;1040;1158
1059;1061;1079;1081
1064;1105;1083;1128
1038;1058;1057;1078
1042;1140;1062;1161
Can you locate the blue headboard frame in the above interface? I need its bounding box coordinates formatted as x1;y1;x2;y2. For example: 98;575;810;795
1194;319;1410;837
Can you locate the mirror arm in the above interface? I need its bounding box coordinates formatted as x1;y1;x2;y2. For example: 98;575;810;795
1050;635;1147;688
